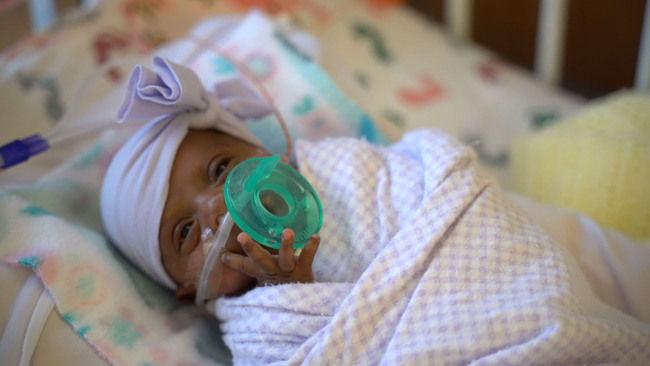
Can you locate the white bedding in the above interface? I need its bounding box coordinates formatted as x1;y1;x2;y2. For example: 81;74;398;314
509;193;650;324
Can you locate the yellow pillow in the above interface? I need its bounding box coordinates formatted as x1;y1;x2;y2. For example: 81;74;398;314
511;92;650;241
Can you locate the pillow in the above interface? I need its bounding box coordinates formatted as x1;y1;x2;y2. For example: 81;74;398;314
511;92;650;241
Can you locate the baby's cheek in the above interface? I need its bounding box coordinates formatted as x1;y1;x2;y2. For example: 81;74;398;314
183;245;205;285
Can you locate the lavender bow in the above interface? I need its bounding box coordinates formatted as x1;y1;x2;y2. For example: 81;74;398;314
117;56;274;124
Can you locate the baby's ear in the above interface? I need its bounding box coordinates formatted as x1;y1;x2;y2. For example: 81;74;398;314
174;283;196;303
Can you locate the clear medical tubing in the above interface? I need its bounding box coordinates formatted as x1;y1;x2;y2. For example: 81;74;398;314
195;212;235;306
0;56;145;171
0;35;293;172
0;134;49;170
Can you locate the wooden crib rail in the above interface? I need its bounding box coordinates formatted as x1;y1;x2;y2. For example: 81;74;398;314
442;0;649;93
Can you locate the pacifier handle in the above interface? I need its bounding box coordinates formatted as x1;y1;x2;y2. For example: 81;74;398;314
245;155;280;192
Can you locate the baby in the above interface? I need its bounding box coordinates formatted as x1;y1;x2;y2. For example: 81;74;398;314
154;128;321;299
101;56;320;301
101;57;650;364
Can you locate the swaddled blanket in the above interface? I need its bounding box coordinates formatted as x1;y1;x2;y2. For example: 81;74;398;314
215;129;650;365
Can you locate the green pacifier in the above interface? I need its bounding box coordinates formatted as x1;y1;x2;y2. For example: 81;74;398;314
224;155;323;249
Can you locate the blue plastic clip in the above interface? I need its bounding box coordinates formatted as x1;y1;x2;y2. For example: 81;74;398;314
0;134;49;170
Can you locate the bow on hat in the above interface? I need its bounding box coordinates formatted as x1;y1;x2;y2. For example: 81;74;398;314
118;55;274;146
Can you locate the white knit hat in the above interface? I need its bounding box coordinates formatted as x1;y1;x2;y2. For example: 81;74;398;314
100;56;273;289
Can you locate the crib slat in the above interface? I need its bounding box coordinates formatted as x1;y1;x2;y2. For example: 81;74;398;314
635;0;650;91
535;0;568;86
445;0;473;41
27;0;57;32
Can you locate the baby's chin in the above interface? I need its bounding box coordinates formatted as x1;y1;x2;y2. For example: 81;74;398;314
217;265;256;297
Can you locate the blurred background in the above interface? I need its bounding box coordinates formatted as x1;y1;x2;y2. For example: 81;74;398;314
1;0;647;99
409;0;647;98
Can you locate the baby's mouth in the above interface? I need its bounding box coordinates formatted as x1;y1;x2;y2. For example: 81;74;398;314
202;216;248;258
224;226;247;256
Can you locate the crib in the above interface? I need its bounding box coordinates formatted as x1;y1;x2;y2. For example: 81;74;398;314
1;1;649;365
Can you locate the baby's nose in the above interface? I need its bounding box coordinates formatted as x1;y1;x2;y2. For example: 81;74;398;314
195;187;228;232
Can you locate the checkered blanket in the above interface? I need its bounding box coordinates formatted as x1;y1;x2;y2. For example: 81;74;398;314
214;129;650;365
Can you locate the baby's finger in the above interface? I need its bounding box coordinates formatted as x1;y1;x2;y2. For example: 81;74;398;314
221;252;260;279
297;234;320;269
278;229;296;273
237;232;276;270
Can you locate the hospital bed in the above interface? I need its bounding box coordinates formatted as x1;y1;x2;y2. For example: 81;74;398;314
0;0;648;365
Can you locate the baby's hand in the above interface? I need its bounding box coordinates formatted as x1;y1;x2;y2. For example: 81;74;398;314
221;229;320;286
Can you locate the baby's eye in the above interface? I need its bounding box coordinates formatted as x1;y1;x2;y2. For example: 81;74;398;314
209;157;231;183
180;222;192;241
174;219;200;255
174;219;196;253
215;160;228;178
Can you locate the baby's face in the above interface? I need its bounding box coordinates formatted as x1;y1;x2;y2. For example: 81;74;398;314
159;129;271;298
